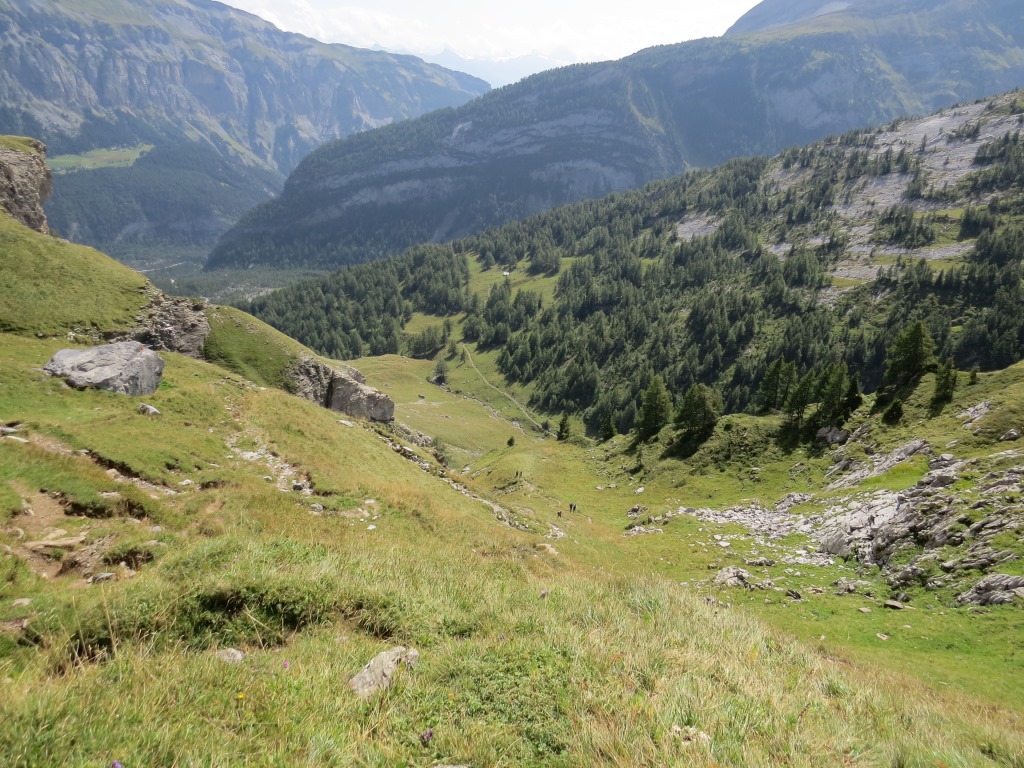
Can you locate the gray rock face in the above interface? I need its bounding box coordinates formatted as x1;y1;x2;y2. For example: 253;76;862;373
44;342;164;396
0;1;487;177
286;356;393;422
0;140;51;233
349;646;419;698
957;574;1024;606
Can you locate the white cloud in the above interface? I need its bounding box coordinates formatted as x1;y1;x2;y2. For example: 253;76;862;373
226;0;761;62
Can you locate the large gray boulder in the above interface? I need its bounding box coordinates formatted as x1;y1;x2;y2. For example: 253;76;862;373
44;342;164;396
286;355;394;422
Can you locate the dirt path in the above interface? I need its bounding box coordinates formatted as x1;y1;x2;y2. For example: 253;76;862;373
458;345;549;435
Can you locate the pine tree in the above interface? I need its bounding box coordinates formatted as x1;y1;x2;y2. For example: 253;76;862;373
557;413;571;441
675;384;720;439
638;376;672;440
885;320;934;386
784;370;816;427
931;356;958;408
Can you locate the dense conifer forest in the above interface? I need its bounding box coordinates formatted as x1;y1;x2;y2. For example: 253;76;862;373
244;96;1024;437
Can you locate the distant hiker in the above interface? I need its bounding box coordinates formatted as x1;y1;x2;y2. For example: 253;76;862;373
557;509;563;518
569;502;577;514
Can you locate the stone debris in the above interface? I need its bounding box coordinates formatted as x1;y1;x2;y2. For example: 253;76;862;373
622;526;663;537
138;404;161;416
349;647;419;698
959;402;991;430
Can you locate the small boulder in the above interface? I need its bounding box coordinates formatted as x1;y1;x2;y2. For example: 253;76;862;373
744;557;776;567
714;566;751;588
1001;429;1021;442
45;342;164;396
348;646;419;698
138;404;161;416
215;648;246;664
883;600;904;610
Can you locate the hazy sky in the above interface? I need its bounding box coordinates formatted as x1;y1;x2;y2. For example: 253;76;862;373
224;0;763;63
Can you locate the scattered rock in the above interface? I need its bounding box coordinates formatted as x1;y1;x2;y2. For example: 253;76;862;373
215;648;246;664
535;543;559;556
744;557;776;567
785;589;802;601
858;607;872;614
626;504;648;519
635;486;645;495
883;600;904;610
876;633;890;641
348;647;420;698
1001;429;1021;442
44;342;164;396
621;526;663;537
90;572;116;584
10;598;31;608
138;404;161;416
959;401;991;430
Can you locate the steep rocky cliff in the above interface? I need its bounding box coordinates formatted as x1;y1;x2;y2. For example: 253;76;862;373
0;137;51;234
0;0;488;173
209;0;1024;271
0;0;487;267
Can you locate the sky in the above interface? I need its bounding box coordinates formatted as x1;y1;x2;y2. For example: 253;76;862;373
223;0;763;66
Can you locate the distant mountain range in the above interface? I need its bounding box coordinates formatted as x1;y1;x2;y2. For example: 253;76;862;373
209;0;1024;272
0;0;488;265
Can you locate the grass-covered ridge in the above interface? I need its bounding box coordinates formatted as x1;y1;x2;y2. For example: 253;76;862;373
0;208;148;335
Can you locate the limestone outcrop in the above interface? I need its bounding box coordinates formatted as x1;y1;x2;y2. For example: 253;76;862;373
0;138;51;233
44;342;164;396
286;356;394;422
128;292;211;359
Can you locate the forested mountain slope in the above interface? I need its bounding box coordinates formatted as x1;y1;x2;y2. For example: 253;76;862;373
0;0;487;268
244;89;1024;434
211;0;1024;271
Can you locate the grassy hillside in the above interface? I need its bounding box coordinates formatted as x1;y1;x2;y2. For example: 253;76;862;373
1;138;1023;765
0;210;148;336
2;331;1023;766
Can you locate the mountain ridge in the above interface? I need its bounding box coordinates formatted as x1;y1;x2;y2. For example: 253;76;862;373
210;0;1024;272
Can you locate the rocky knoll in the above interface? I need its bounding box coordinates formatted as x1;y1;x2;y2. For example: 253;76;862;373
0;138;51;234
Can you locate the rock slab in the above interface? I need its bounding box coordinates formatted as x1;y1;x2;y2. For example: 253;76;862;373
349;646;419;698
45;342;164;396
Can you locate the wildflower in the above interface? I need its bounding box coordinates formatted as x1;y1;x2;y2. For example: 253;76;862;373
112;762;123;768
236;693;245;702
283;661;290;669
